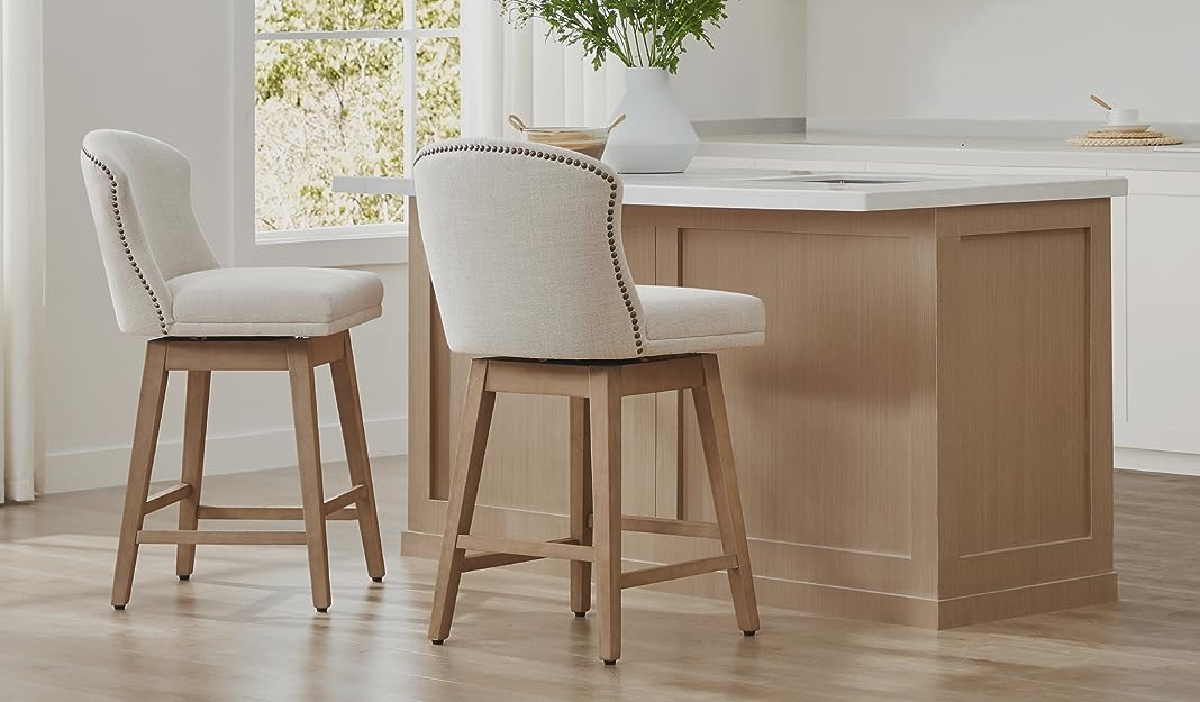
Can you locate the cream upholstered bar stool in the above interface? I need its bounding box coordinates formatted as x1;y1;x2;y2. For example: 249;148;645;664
415;138;764;664
81;129;386;613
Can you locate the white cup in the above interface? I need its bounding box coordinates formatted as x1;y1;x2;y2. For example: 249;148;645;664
1107;108;1140;125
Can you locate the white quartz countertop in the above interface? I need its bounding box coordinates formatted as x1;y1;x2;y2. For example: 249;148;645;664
334;168;1126;212
701;129;1200;172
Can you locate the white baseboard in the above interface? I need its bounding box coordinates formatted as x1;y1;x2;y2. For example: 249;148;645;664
1115;446;1200;478
44;416;407;494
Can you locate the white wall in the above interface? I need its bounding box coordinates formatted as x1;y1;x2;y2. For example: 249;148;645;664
42;0;407;493
675;0;807;121
807;0;1200;122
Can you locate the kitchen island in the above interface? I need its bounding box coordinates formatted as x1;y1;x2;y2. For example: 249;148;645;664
338;168;1127;628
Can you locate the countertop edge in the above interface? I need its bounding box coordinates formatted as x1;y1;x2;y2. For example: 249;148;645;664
333;174;1127;212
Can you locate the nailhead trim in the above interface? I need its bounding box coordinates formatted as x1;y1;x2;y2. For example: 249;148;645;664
81;147;168;334
415;143;644;355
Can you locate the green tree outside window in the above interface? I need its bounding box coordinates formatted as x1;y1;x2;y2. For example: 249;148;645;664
255;0;461;232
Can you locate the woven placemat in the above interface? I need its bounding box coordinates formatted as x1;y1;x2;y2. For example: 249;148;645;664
1086;129;1165;139
1067;135;1184;147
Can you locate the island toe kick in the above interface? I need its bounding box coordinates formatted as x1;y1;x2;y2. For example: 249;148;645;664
402;195;1116;629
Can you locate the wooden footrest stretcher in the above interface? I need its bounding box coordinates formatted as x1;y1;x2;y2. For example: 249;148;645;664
454;519;740;590
134;485;369;546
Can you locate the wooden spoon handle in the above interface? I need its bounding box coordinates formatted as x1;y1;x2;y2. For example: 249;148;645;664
508;114;529;132
606;113;628;131
1090;94;1113;111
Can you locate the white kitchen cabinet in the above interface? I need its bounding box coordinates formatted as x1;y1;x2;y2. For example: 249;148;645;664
1111;171;1200;455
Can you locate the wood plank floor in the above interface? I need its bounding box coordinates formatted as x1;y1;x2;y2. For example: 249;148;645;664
1;460;1198;702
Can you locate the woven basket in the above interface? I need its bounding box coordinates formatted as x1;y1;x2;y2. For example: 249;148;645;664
1066;135;1184;147
1085;129;1165;139
508;114;625;159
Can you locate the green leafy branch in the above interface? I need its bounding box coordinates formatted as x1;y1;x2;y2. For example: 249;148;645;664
500;0;729;73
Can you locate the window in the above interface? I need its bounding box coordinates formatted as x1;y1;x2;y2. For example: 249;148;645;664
251;0;461;245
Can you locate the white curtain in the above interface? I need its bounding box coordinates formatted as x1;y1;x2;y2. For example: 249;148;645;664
0;0;46;504
461;0;625;137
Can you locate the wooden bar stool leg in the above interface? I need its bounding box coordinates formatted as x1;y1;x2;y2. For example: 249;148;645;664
569;397;593;617
692;354;761;635
112;341;170;610
589;366;623;664
288;341;331;612
429;358;496;643
175;370;211;580
330;332;386;582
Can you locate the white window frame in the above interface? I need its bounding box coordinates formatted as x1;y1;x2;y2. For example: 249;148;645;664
232;1;461;267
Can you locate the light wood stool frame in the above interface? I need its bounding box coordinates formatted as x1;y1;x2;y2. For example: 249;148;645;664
428;353;761;664
111;330;386;613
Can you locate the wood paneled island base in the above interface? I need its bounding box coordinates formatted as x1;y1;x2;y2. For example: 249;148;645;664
403;196;1116;629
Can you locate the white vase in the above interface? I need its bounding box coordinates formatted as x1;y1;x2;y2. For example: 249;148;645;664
602;67;699;174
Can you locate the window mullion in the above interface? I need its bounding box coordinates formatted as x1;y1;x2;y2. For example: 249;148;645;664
404;0;419;173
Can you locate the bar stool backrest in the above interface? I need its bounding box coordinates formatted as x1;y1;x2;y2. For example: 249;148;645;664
81;129;220;336
413;138;647;359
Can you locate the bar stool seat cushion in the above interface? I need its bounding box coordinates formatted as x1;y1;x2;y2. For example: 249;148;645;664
637;284;765;355
165;267;384;337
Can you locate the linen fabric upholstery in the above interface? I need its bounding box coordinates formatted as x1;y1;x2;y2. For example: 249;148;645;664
413;137;765;359
636;285;765;355
167;267;383;338
81;130;383;338
415;138;644;359
81;130;216;335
